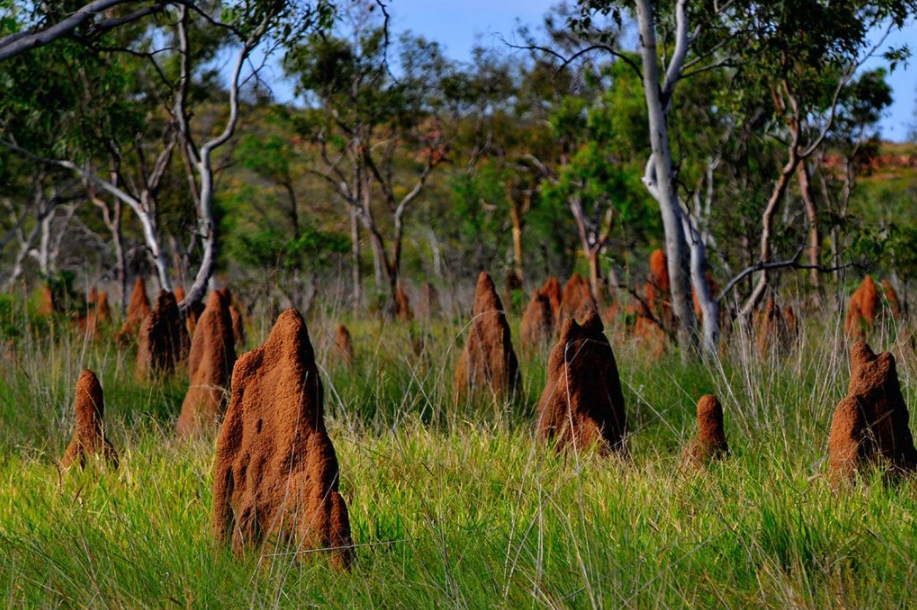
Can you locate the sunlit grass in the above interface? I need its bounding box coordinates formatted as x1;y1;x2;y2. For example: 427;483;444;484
2;297;917;607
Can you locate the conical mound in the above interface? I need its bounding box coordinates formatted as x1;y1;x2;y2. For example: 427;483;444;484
454;271;521;401
846;275;879;339
828;341;917;481
560;273;596;323
136;290;190;378
522;288;554;347
683;395;729;468
536;311;627;456
177;290;237;436
333;324;354;366
212;309;354;568
540;276;562;322
756;298;798;356
117;277;151;343
62;370;118;469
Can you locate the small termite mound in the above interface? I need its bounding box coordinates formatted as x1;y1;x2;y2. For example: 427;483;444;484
136;290;191;379
536;311;627;456
454;271;521;402
212;309;354;569
333;323;355;366
176;290;236;436
521;288;555;348
845;275;880;339
828;341;917;483
560;273;596;323
116;277;151;344
683;395;729;468
62;370;119;469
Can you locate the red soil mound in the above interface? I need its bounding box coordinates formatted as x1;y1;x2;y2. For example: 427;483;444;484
229;305;246;347
62;370;119;469
177;290;237;436
560;273;596;323
333;323;355;366
454;271;521;401
828;341;917;481
540;276;562;322
536;311;627;456
756;298;799;356
683;395;729;467
521;288;555;347
95;291;111;323
88;286;98;306
212;309;354;568
394;279;414;321
116;277;151;343
38;285;55;316
846;275;880;339
136;290;191;378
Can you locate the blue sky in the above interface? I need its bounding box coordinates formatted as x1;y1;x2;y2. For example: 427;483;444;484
381;0;917;142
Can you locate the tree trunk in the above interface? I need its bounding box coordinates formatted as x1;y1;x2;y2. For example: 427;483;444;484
635;0;697;350
350;207;361;311
796;160;822;294
587;247;601;302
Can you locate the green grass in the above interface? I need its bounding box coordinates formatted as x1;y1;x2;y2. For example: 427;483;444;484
2;300;917;608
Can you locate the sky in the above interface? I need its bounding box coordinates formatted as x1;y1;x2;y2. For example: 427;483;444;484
377;0;917;142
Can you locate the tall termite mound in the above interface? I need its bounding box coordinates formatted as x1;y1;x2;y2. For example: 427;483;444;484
633;248;672;346
176;290;237;436
536;311;627;456
540;276;562;322
560;273;596;323
212;309;354;568
756;298;799;356
62;370;119;469
846;275;880;339
828;341;917;482
136;290;191;378
522;288;555;347
394;280;414;321
333;323;355;366
454;271;521;401
116;277;151;343
683;395;729;468
38;285;56;316
95;291;111;323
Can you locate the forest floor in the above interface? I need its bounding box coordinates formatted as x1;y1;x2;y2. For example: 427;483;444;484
2;299;917;608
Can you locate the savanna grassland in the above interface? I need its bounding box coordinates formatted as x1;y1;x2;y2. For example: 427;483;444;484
3;291;917;609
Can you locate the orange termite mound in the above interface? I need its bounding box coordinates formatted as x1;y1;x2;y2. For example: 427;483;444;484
38;285;55;316
95;291;112;323
646;248;670;311
521;288;555;347
828;341;917;482
683;395;729;468
333;323;355;366
229;305;246;347
560;273;596;323
634;249;673;344
136;290;191;379
454;271;521;401
62;370;119;469
176;290;237;436
536;311;627;456
540;276;562;322
882;279;902;320
88;286;99;306
212;309;354;568
116;277;151;343
421;282;440;318
756;298;799;356
394;279;414;321
845;275;880;339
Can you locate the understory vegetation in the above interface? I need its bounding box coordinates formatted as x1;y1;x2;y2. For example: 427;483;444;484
2;295;917;608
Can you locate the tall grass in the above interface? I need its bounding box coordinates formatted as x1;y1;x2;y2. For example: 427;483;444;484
2;294;917;608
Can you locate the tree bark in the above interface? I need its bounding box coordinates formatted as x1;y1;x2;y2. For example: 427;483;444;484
635;0;698;351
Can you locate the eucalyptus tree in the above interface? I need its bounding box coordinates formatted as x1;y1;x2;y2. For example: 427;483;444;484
285;10;455;310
